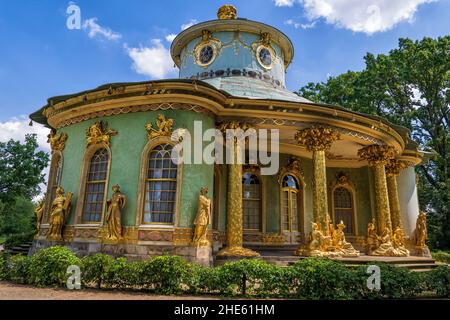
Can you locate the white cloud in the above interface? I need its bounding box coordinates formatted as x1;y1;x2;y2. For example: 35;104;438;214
278;0;435;34
165;34;177;43
181;19;198;31
125;39;177;79
274;0;296;6
0;116;50;152
82;18;122;41
285;19;317;29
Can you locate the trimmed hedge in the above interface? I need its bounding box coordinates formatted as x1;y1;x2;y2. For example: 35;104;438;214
2;249;450;299
29;246;81;287
432;251;450;264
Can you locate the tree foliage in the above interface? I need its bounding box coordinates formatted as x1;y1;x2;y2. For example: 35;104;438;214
298;36;450;249
0;134;49;235
0;134;49;204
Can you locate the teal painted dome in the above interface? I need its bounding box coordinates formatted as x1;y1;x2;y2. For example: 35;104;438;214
170;6;310;103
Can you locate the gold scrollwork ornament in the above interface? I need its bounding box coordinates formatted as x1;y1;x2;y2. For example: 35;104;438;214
86;121;118;147
145;114;174;140
194;30;222;68
252;32;276;70
47;129;68;152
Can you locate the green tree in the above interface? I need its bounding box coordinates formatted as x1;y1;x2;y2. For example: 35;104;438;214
298;36;450;249
0;134;49;235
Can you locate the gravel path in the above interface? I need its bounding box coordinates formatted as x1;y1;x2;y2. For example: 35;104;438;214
0;281;219;300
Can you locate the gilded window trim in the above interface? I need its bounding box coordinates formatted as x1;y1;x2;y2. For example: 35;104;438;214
213;164;222;231
255;44;276;70
242;169;266;234
74;143;112;226
330;180;358;236
43;150;64;223
278;172;306;241
136;136;183;229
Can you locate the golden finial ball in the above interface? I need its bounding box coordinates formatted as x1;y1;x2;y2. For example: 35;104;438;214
217;5;237;20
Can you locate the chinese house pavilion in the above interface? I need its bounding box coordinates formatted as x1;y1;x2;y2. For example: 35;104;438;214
30;5;428;266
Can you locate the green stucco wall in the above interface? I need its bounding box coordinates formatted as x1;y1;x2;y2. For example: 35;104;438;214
58;110;215;227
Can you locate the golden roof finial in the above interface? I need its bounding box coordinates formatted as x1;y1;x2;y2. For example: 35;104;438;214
217;5;237;20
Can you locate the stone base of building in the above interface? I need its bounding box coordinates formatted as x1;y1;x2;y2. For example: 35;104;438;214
29;239;214;267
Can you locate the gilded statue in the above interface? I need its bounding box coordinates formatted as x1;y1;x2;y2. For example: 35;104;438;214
192;187;212;247
307;222;326;256
47;129;68;152
366;218;379;255
145;114;174;140
416;211;427;247
371;228;395;256
333;221;359;257
105;185;126;242
86;121;118;146
217;5;237;20
34;198;45;233
47;187;72;241
392;227;410;257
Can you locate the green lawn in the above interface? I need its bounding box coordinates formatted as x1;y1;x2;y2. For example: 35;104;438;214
0;236;6;245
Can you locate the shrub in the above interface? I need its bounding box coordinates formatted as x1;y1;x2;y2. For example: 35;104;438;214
289;258;360;300
0;253;5;280
424;265;450;297
100;257;144;289
4;254;31;284
218;259;290;297
139;256;193;294
355;263;422;299
432;251;450;264
81;254;115;289
29;246;80;287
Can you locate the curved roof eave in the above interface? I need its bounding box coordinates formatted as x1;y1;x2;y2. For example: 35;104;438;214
30;78;413;149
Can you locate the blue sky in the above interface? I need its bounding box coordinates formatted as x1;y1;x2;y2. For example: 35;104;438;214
0;0;449;128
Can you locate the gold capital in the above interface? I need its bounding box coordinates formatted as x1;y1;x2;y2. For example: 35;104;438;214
295;126;340;152
385;159;409;176
358;145;396;166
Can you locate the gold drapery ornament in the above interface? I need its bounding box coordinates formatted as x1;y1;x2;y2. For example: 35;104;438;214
47;187;72;242
86;121;117;147
415;211;427;247
47;129;68;152
217;5;237;20
145;114;174;140
104;185;126;243
192;187;212;247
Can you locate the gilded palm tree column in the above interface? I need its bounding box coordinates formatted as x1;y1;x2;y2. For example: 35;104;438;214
295;126;340;232
217;122;259;257
385;159;408;230
358;145;396;234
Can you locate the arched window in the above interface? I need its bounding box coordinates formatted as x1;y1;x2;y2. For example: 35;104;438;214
242;173;262;231
143;144;177;224
81;148;109;223
333;187;355;235
281;175;302;232
44;153;63;223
